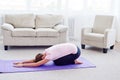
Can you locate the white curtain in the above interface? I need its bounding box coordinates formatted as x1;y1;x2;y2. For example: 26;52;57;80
0;0;119;41
0;0;115;13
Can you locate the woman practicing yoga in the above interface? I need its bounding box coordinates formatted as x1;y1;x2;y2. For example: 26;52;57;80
13;43;82;67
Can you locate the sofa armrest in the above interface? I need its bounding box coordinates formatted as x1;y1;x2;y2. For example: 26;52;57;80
54;24;68;33
1;23;14;31
81;27;93;35
104;29;116;44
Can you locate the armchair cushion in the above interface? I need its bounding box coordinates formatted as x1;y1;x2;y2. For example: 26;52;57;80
12;28;36;37
36;28;59;37
84;33;104;42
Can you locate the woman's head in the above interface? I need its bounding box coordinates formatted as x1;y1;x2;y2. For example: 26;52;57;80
34;53;43;62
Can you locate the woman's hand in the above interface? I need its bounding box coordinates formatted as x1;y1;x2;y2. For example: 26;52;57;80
13;59;49;67
13;63;23;67
13;62;23;65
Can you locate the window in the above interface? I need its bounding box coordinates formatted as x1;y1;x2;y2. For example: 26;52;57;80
30;0;58;11
67;0;84;11
0;0;27;10
0;0;113;13
87;0;112;12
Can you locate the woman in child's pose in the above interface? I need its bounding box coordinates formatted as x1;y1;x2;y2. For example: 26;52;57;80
14;43;82;67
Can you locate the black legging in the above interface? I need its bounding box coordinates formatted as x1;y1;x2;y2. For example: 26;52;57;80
53;46;81;66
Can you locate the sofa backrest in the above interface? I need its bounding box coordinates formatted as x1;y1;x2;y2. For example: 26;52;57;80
35;14;63;28
5;14;35;28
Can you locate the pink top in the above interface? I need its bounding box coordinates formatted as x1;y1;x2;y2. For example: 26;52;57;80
44;43;77;60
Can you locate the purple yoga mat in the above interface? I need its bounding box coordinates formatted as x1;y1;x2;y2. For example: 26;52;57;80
0;57;96;73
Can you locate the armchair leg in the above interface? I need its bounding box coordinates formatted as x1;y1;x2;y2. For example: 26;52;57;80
81;44;85;49
4;46;8;50
103;48;108;53
110;45;114;49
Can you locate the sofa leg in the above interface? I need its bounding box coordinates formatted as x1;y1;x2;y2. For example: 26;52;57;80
81;44;85;49
103;48;108;53
110;45;114;49
4;46;8;50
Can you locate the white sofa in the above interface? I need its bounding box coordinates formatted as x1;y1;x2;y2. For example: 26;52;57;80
1;14;68;50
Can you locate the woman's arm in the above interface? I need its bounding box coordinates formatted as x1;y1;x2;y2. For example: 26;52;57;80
22;59;35;63
14;59;49;67
14;59;35;64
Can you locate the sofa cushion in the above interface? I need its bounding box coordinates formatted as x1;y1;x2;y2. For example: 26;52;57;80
36;28;59;37
84;33;104;42
35;14;63;28
12;28;36;37
5;14;35;28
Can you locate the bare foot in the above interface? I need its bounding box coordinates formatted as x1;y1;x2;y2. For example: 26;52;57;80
74;60;83;64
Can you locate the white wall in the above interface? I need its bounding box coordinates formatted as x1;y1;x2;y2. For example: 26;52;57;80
0;15;3;40
74;13;95;41
114;16;120;42
114;0;120;42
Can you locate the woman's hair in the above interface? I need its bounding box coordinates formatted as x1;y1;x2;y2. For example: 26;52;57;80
34;53;43;62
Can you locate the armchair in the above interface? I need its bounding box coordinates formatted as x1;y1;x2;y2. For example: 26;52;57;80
81;15;116;53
